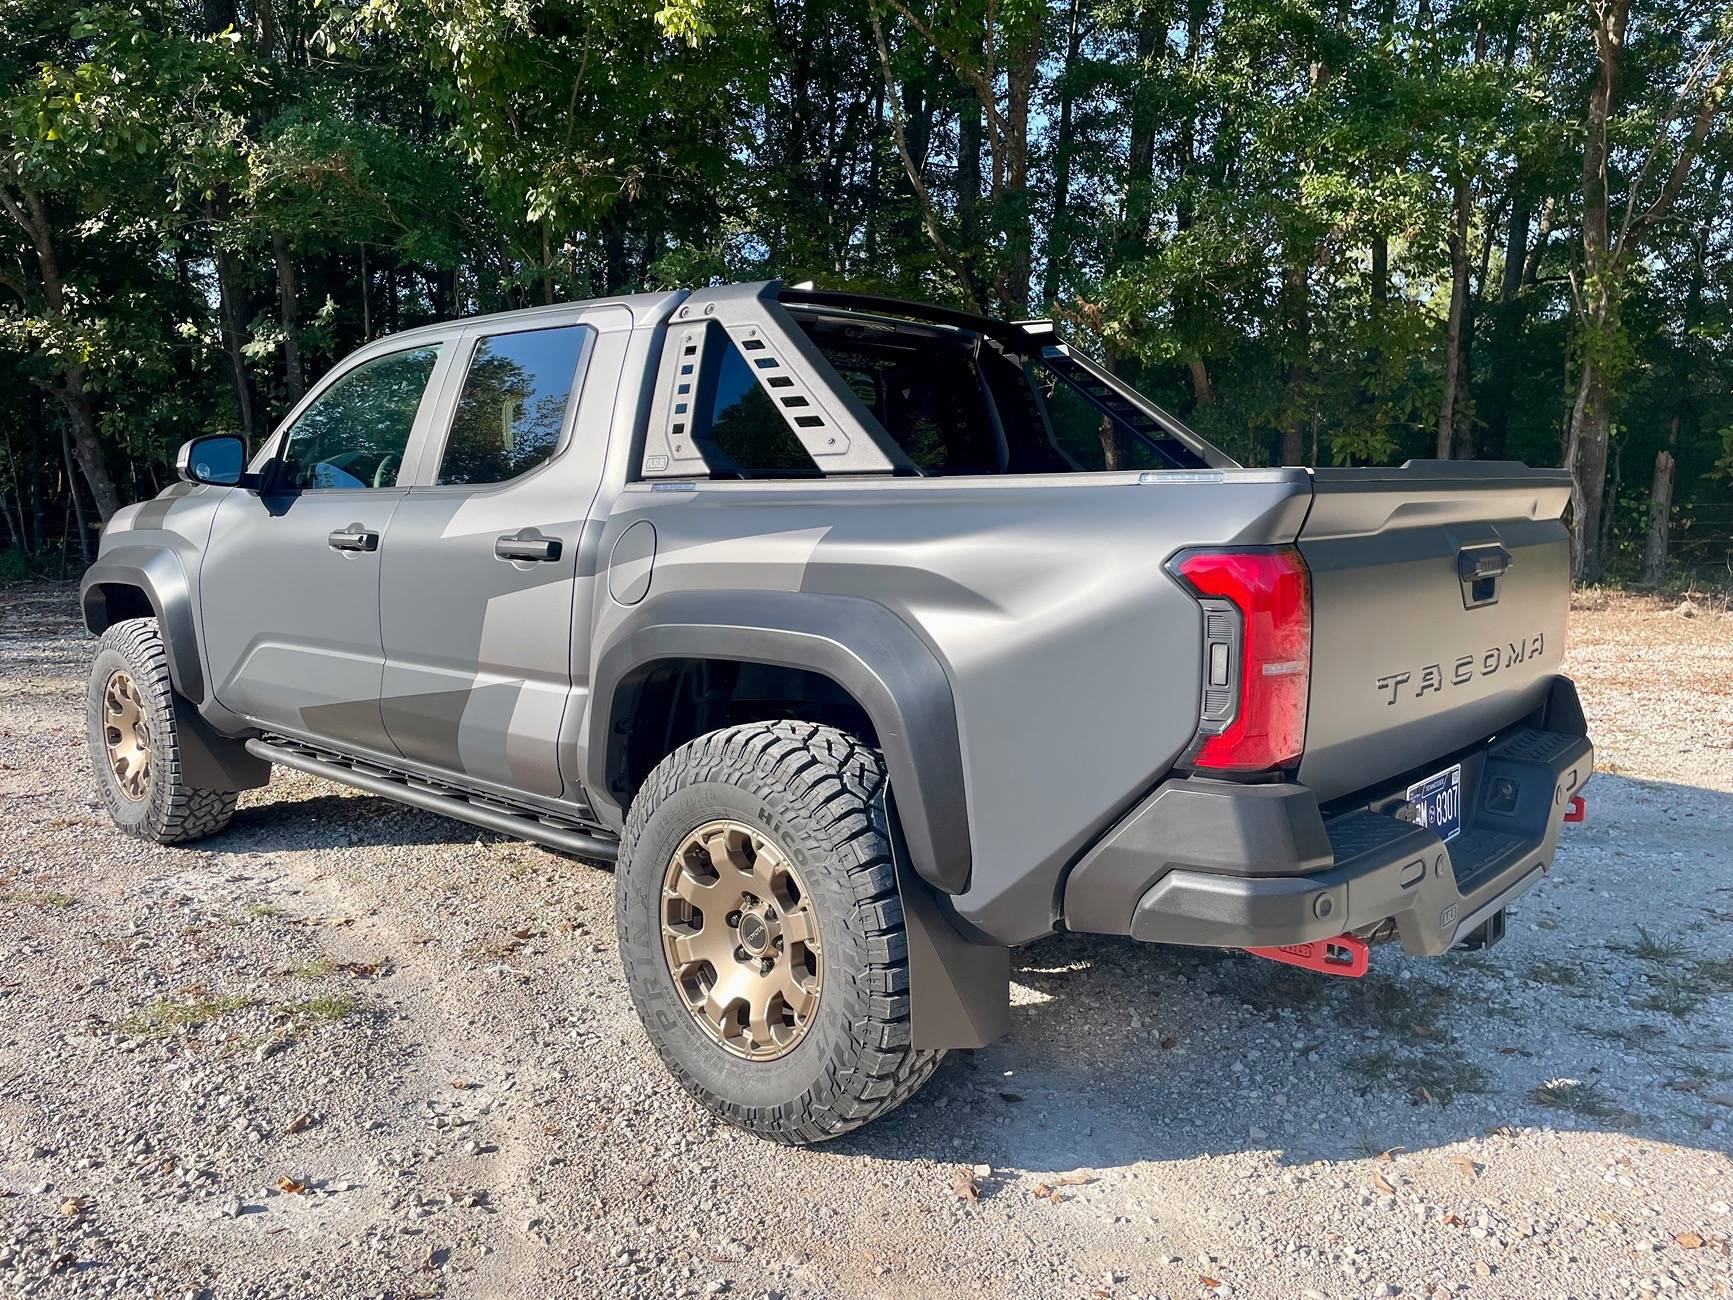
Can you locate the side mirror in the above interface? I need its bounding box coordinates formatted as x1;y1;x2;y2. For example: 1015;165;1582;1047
176;434;249;487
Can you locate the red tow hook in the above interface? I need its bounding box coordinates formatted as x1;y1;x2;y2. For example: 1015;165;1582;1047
1245;935;1370;978
1564;794;1587;824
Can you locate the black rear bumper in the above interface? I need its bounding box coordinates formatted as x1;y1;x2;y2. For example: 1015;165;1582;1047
1062;677;1592;957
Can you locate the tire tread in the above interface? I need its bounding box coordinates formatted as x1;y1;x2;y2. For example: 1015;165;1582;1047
92;618;237;844
618;720;944;1144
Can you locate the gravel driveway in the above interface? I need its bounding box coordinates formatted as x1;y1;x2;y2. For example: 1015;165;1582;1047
2;586;1729;1300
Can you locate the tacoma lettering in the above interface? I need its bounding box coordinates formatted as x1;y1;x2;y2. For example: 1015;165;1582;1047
1377;633;1545;705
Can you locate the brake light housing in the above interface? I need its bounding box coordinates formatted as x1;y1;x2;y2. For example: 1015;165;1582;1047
1169;547;1312;773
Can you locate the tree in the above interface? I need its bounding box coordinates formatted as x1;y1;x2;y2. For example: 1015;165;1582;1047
1565;1;1731;580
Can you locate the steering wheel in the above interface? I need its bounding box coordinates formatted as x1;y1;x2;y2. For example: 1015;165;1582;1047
372;452;402;489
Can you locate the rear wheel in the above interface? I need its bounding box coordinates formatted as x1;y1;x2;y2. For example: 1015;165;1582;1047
86;618;238;844
616;721;944;1143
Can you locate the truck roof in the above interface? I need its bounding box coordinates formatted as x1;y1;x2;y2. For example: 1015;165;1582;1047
377;281;1040;346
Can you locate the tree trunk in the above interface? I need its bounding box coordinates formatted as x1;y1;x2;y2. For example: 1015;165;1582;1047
1566;0;1626;581
1;186;123;520
1481;182;1531;458
1120;4;1162;250
0;474;22;554
1598;438;1622;569
1041;0;1083;309
206;199;256;440
1280;261;1309;465
60;420;92;567
271;231;305;404
541;222;556;305
1641;438;1675;586
605;231;627;295
1175;0;1211;410
1436;176;1471;459
997;53;1037;316
1566;355;1612;580
956;53;982;251
28;388;45;556
1188;359;1214;408
50;371;118;523
1098;349;1126;469
1370;233;1388;308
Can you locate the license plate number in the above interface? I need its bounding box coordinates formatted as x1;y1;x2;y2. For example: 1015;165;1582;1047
1407;764;1463;842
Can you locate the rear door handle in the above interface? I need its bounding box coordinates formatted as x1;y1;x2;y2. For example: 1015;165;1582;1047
328;526;379;552
495;534;562;562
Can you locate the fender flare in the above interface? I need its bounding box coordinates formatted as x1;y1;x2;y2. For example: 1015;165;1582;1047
588;588;972;895
80;546;206;705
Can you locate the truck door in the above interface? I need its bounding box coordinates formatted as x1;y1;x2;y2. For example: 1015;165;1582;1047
201;339;454;753
376;305;630;806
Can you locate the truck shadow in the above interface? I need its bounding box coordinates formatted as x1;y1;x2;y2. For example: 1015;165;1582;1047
210;770;1732;1174
840;773;1733;1173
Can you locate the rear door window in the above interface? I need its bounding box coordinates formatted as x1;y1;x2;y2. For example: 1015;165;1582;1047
436;324;594;486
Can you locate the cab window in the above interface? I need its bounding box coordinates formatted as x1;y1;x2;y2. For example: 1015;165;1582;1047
276;345;441;490
436;325;594;486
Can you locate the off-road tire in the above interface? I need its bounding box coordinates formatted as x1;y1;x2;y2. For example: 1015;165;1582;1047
86;617;238;844
616;721;945;1143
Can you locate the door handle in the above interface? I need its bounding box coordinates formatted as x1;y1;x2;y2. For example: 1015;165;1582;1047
495;534;562;562
328;526;380;552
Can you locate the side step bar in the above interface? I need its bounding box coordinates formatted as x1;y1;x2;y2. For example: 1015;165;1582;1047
245;738;620;863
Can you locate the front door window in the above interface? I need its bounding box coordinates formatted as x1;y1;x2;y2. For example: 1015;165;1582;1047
277;346;442;490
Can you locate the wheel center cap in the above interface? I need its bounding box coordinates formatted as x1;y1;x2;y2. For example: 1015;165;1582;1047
737;911;771;957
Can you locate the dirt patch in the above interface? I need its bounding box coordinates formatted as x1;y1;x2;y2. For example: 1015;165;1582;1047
2;585;1730;1300
1567;590;1733;789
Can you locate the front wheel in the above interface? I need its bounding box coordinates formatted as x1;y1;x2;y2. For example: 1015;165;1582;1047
86;618;238;844
616;721;944;1143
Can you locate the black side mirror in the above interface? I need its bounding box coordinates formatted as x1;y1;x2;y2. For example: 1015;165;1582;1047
176;434;249;487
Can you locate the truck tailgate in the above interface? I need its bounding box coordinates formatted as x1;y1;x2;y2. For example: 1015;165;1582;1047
1296;461;1573;803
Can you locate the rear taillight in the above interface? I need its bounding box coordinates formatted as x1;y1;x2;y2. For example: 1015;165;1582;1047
1169;547;1312;772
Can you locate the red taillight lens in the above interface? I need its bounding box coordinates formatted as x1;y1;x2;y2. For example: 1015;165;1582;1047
1172;547;1312;772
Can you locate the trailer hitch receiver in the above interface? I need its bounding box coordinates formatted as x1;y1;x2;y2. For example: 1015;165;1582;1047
1245;935;1370;977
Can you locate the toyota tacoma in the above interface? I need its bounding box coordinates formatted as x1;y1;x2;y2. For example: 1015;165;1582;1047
80;281;1592;1142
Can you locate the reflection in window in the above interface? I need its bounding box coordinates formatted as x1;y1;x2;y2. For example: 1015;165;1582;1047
278;346;441;490
437;325;592;486
815;343;1002;475
696;332;817;475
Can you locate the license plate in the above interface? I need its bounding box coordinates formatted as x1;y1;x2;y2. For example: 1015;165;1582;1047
1407;764;1463;842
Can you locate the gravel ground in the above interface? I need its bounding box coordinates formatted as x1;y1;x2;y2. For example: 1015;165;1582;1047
1;584;1730;1300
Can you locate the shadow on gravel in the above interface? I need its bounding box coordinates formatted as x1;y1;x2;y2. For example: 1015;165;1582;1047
837;774;1733;1174
228;791;492;849
159;758;1733;1178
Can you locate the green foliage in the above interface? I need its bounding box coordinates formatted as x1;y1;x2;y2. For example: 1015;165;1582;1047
0;0;1728;580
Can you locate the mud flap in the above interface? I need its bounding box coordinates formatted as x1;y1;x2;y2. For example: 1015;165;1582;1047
887;791;1010;1051
175;695;272;793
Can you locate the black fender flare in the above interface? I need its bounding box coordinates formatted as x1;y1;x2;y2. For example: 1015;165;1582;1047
588;588;972;895
80;546;206;705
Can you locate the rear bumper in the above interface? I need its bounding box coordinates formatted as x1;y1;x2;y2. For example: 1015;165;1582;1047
1062;677;1592;957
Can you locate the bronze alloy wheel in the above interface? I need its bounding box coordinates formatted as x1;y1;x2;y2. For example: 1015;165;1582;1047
660;819;822;1061
102;669;152;802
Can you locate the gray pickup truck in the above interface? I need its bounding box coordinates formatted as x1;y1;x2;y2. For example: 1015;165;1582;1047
80;281;1592;1142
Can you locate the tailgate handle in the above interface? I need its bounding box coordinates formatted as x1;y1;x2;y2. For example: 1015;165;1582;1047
1459;545;1511;609
1458;546;1511;582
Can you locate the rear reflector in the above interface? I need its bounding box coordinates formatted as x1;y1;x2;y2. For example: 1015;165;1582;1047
1171;547;1312;772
